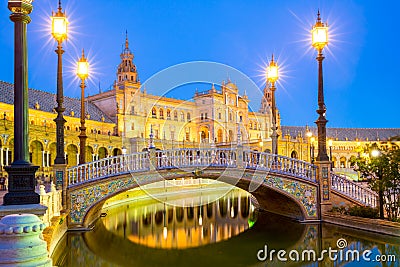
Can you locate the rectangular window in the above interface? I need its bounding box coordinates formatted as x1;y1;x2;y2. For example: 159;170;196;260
131;106;135;115
218;113;222;120
205;113;208;120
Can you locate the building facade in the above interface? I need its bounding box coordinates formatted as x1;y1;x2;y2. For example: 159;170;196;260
0;36;399;181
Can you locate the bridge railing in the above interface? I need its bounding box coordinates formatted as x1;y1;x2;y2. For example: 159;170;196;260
243;150;317;182
331;173;378;207
68;152;149;186
155;148;237;169
67;148;317;186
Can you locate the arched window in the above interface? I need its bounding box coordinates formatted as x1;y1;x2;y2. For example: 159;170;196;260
174;111;178;121
180;112;185;121
187;113;191;122
152;108;157;118
159;108;164;119
166;109;171;120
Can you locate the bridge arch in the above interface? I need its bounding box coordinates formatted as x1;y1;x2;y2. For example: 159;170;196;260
69;168;317;229
66;148;378;230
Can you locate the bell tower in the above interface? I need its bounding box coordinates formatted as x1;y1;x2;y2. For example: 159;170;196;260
116;31;139;85
259;84;272;114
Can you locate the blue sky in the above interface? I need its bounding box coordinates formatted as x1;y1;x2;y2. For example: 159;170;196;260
0;0;399;128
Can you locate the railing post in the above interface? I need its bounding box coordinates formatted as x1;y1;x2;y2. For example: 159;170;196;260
149;148;157;170
315;161;332;218
236;145;244;168
53;163;68;211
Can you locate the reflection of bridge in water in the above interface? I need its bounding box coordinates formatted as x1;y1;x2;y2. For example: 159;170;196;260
66;147;378;229
102;187;256;249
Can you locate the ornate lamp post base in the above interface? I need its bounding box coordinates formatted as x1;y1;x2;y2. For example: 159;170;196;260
3;164;39;205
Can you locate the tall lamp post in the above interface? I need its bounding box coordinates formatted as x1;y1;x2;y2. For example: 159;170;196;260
328;139;333;169
52;0;68;165
311;11;329;162
306;128;313;162
371;149;384;219
266;54;279;155
77;50;89;165
310;136;315;164
4;0;40;205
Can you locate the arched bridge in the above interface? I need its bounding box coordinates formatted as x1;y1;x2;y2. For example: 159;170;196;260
66;147;378;228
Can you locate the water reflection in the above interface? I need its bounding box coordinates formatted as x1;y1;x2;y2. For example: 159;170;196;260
102;188;257;249
52;185;400;267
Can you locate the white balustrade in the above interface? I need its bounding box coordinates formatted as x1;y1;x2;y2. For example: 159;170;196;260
331;173;378;207
35;182;63;226
68;152;149;186
243;150;317;181
67;148;317;187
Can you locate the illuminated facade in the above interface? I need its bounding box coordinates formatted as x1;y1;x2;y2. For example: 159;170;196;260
0;36;399;180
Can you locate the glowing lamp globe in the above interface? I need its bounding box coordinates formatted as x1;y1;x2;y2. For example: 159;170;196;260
266;54;279;83
328;139;333;147
77;50;89;80
51;5;68;42
311;11;328;51
371;150;380;158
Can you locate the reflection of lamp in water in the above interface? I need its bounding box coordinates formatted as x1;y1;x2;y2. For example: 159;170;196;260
230;206;235;218
163;226;167;240
199;212;203;226
199;193;203;226
163;203;167;239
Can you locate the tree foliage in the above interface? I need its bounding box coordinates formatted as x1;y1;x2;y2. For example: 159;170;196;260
351;143;400;220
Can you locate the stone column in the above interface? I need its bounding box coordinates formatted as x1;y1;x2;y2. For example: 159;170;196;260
0;214;52;266
5;148;9;166
41;151;45;167
0;147;3;167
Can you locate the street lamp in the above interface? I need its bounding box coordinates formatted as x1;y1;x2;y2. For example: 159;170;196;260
77;49;89;165
266;54;279;155
328;139;333;169
3;112;7;131
371;148;384;219
311;10;329;162
4;0;40;205
51;0;68;165
310;136;316;164
371;149;380;158
306;129;313;162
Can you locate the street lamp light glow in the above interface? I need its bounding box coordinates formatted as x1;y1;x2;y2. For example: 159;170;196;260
266;54;279;83
306;131;312;138
51;2;68;42
77;50;89;80
311;10;328;51
371;149;380;158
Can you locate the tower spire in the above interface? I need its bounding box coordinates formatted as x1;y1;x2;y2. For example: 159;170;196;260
125;30;129;49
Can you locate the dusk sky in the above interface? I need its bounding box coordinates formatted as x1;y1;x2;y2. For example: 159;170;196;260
0;0;399;128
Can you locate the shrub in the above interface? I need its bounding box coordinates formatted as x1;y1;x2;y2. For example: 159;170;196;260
347;206;379;219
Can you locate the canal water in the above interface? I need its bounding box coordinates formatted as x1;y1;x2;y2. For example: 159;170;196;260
52;181;400;267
